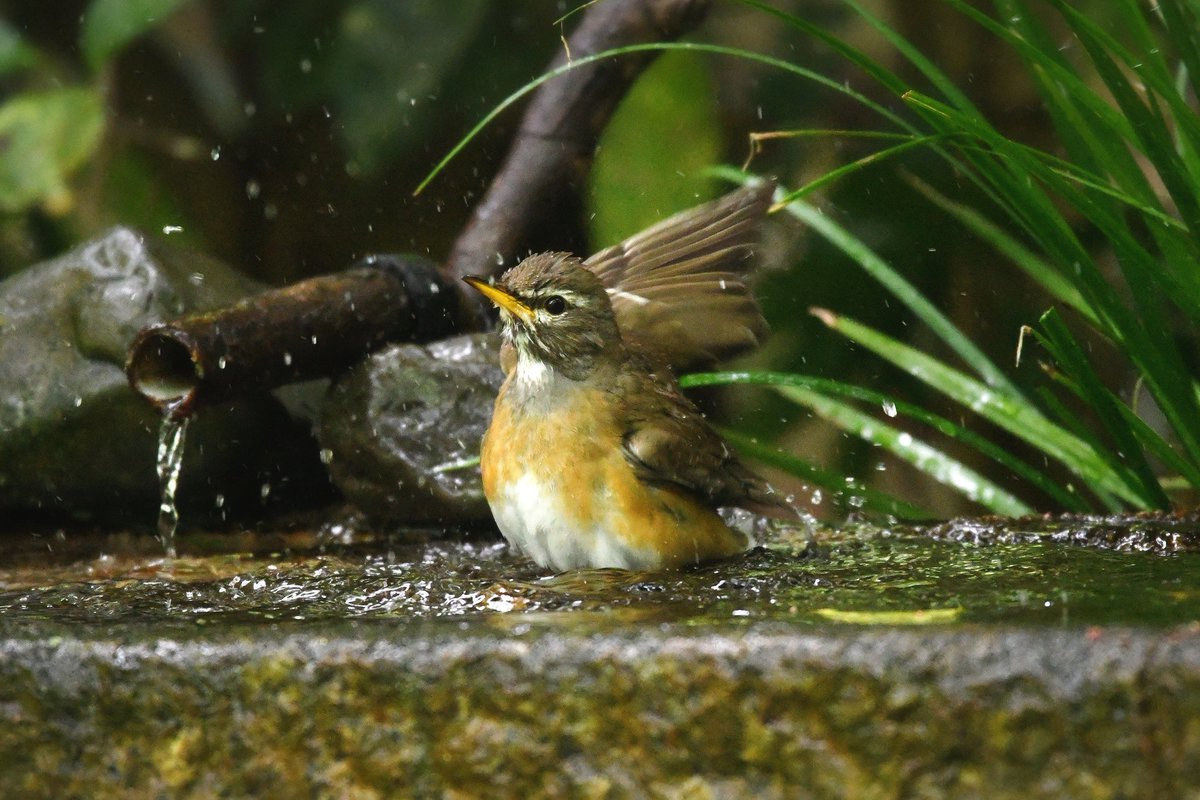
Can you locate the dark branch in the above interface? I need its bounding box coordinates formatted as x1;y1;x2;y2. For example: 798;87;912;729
444;0;711;300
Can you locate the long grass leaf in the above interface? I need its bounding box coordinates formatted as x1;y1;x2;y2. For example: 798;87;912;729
1034;309;1170;507
781;194;1023;398
776;384;1032;515
718;428;932;519
415;41;913;195
839;0;978;112
1052;0;1200;230
1029;385;1124;511
774;134;950;205
1157;0;1200;102
812;307;1146;505
904;173;1099;326
684;370;1085;510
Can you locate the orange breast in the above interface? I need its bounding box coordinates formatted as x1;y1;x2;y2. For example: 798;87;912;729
481;380;746;570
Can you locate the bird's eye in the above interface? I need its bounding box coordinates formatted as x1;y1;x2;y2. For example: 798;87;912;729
543;295;567;315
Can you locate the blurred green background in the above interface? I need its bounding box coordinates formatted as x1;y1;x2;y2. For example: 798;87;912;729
1;0;1173;519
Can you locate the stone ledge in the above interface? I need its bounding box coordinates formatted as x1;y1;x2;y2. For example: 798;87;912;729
2;620;1197;798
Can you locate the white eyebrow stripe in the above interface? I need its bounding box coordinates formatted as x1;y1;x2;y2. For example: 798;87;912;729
606;288;650;306
530;288;584;300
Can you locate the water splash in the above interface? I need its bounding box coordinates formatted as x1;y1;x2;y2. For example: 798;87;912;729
156;415;191;558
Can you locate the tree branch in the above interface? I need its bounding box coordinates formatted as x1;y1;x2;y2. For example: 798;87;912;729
444;0;711;297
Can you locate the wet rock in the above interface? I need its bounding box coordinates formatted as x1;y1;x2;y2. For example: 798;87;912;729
319;332;503;525
0;227;330;522
1;522;1199;795
0;618;1197;798
918;511;1200;553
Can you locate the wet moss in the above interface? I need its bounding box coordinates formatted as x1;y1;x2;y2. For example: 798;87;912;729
1;520;1199;795
1;623;1198;797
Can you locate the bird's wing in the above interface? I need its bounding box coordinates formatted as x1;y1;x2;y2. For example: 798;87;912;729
584;181;775;373
617;359;783;510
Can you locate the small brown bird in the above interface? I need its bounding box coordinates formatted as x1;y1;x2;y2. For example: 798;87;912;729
464;183;783;572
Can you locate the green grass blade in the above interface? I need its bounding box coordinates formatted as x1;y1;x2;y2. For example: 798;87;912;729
774;383;1032;515
718;428;932;519
684;370;1085;510
736;0;914;100
904;173;1099;326
839;0;978;112
415;41;913;195
1157;0;1200;101
774;134;950;204
1029;385;1124;511
812;307;1146;505
1113;397;1200;491
780;194;1023;398
1034;309;1170;507
1053;0;1200;181
1052;0;1200;227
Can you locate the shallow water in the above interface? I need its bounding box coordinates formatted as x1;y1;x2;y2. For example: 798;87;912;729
2;513;1199;629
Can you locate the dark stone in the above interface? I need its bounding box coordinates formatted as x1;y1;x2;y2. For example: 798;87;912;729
0;227;331;522
319;333;504;525
918;511;1200;552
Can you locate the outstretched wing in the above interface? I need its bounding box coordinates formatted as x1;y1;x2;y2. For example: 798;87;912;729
584;181;775;373
617;355;785;511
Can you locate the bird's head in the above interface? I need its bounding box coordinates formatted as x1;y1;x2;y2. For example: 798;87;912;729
464;253;624;381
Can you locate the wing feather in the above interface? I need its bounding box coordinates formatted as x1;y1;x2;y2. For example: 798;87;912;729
584;181;775;372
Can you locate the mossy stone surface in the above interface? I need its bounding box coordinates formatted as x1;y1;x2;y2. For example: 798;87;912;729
1;620;1198;798
1;520;1200;797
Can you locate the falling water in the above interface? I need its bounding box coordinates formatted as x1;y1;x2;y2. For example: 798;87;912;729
156;414;190;558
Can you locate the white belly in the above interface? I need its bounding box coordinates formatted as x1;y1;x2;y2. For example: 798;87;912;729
489;471;658;572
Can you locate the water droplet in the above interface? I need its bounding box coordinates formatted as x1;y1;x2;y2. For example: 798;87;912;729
300;58;312;74
810;489;823;505
246;180;261;199
162;225;183;235
210;146;221;161
283;352;293;366
260;482;271;500
319;448;334;465
881;399;897;417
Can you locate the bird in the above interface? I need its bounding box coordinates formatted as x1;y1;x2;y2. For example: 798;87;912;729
463;182;785;572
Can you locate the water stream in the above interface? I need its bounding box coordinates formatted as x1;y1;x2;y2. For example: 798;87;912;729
155;414;190;558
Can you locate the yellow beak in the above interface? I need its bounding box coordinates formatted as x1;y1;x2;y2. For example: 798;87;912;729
463;276;535;323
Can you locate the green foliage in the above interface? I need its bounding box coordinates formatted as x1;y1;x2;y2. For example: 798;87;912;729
324;0;488;172
0;0;188;217
81;0;193;71
588;51;723;249
0;19;37;77
714;0;1200;514
0;88;105;214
